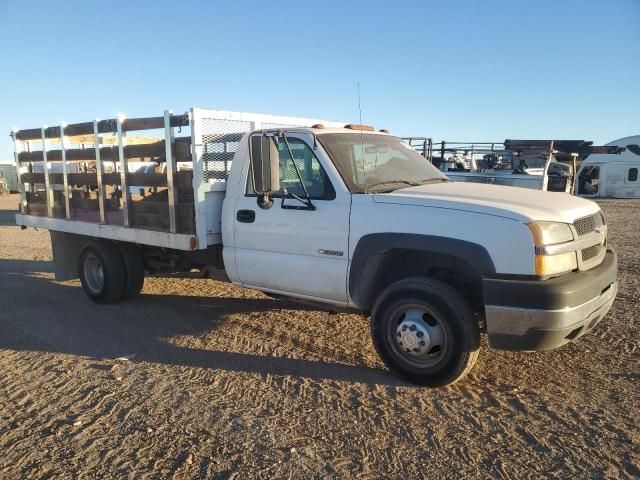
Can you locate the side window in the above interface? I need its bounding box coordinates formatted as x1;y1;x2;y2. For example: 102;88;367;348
578;166;599;195
628;168;638;182
627;144;640;156
246;137;336;200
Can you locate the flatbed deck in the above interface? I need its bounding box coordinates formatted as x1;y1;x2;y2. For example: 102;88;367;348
15;213;198;250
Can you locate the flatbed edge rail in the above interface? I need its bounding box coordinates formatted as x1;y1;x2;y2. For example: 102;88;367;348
15;213;201;251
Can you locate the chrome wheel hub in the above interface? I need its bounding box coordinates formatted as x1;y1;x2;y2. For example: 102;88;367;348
394;307;446;363
84;253;105;295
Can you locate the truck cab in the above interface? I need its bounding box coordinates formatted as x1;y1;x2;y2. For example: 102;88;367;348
222;125;617;385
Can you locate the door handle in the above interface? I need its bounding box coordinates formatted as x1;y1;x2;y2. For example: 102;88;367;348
236;209;256;223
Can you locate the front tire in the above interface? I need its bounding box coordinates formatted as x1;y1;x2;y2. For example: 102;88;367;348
78;241;126;304
371;277;480;387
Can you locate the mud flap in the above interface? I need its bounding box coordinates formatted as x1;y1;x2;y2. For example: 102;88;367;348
50;231;88;281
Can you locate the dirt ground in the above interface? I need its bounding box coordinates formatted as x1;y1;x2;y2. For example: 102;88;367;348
0;193;638;479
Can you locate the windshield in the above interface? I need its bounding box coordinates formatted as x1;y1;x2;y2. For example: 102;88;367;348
317;133;447;193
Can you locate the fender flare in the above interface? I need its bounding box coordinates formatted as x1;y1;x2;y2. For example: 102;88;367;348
349;233;496;309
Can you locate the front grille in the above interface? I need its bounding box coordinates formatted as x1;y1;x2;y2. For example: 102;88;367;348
574;212;604;237
581;244;602;261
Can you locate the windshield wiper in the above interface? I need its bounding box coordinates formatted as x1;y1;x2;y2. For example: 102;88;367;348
367;180;421;193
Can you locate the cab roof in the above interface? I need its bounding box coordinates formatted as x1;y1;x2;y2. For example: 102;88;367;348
256;126;393;136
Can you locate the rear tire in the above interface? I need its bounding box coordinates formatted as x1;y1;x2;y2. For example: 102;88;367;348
78;241;126;304
118;243;145;299
371;277;480;387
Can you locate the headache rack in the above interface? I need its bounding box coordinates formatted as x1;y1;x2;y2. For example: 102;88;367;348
12;108;342;250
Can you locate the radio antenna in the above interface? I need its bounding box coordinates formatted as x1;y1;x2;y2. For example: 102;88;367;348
357;82;363;125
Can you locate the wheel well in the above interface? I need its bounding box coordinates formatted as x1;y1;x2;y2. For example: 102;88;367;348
357;249;485;313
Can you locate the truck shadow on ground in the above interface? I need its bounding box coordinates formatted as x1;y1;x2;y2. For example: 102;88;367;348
0;205;19;226
0;259;405;387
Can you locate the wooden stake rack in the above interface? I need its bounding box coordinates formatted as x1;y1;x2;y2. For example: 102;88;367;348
12;111;194;234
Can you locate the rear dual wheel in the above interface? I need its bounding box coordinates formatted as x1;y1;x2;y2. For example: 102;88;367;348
371;277;480;387
78;241;144;304
118;243;145;300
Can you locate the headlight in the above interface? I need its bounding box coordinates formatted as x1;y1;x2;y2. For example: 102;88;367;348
528;221;576;276
528;221;574;245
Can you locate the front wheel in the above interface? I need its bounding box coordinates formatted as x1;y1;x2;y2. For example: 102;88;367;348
371;277;480;387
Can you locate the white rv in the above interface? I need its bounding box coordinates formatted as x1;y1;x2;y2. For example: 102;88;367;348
576;135;640;198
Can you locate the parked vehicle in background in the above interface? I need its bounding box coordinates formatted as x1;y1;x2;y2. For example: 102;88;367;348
576;135;640;198
0;164;19;193
12;109;617;386
0;176;8;195
403;138;623;194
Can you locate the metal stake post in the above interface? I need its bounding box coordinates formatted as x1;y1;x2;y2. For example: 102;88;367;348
41;127;54;217
60;124;71;219
11;131;28;213
190;108;205;247
93;121;106;224
116;117;130;226
164;110;177;233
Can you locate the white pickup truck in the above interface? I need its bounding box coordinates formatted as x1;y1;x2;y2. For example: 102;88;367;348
12;108;617;386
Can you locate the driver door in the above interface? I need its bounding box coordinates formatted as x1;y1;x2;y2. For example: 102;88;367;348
233;133;351;304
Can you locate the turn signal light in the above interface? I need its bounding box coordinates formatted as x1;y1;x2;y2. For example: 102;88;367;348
344;124;374;131
534;252;577;276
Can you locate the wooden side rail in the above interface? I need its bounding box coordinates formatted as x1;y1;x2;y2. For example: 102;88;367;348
17;137;192;163
21;171;193;188
14;114;190;141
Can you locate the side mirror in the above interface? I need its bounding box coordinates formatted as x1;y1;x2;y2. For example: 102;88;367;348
250;134;280;194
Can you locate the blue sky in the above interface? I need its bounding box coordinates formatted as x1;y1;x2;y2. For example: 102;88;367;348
0;0;638;160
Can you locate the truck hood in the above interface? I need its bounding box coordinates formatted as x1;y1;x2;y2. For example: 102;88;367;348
373;182;599;223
